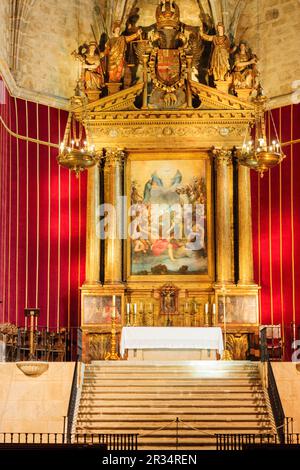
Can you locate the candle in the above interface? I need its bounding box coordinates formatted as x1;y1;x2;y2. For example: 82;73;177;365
113;295;116;307
212;303;216;314
134;304;137;314
205;303;209;314
127;303;130;314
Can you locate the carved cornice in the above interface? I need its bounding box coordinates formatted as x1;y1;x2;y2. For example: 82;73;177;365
74;80;255;150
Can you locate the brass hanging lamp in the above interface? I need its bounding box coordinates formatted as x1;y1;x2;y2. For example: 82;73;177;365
240;85;285;177
57;112;100;177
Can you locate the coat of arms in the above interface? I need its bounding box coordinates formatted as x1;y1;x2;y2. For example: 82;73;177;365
156;49;181;86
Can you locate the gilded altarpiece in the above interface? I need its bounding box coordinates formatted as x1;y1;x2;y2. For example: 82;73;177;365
75;1;261;362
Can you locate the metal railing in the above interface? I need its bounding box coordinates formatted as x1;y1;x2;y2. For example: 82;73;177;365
66;360;79;442
2;327;81;362
216;433;300;450
0;433;138;450
260;327;287;443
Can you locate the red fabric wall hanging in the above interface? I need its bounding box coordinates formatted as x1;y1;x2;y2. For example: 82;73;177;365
0;78;87;329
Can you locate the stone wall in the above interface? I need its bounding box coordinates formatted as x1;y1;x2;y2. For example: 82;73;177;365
16;0;99;102
236;0;300;105
0;363;75;433
272;363;300;434
0;1;10;67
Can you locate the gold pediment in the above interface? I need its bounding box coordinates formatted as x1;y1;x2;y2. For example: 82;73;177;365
72;81;255;150
73;80;254;115
73;83;144;114
190;81;255;111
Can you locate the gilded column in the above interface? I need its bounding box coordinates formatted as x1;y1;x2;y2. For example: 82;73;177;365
103;148;126;285
238;164;254;285
85;165;101;284
214;148;234;284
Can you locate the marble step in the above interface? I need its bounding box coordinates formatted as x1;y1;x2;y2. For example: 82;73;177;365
80;395;264;403
79;395;265;402
88;361;258;368
82;384;263;398
85;367;259;377
77;416;271;426
83;381;261;387
77;408;269;416
83;375;260;382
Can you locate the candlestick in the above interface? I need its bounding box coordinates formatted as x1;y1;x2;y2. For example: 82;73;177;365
105;297;120;361
221;288;232;361
204;303;209;327
133;303;137;326
126;303;130;326
212;303;216;326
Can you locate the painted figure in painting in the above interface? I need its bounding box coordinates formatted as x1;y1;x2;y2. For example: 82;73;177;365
130;160;207;276
218;296;257;324
83;296;121;325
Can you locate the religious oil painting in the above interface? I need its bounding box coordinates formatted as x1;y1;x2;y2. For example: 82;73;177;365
218;295;258;325
129;158;208;276
83;295;122;326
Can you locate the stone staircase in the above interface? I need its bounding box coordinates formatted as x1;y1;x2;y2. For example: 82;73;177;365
75;361;276;450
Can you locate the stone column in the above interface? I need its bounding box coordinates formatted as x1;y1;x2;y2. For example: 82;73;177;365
85;166;101;284
214;148;234;284
103;148;126;285
238;164;255;285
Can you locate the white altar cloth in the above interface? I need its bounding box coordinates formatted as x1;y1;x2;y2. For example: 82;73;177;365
120;327;224;357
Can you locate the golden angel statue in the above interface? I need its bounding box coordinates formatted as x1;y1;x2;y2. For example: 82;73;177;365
199;22;230;83
103;22;142;83
72;41;105;92
233;41;259;90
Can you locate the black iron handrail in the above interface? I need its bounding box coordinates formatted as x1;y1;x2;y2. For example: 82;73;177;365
216;433;300;450
260;327;286;443
66;360;80;442
0;433;138;450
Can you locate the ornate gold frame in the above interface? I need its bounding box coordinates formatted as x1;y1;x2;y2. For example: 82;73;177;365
125;149;214;284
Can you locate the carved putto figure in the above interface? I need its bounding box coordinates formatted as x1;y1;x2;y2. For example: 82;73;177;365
72;41;105;94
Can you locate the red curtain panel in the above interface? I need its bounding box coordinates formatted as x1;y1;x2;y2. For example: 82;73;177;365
0;78;87;329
